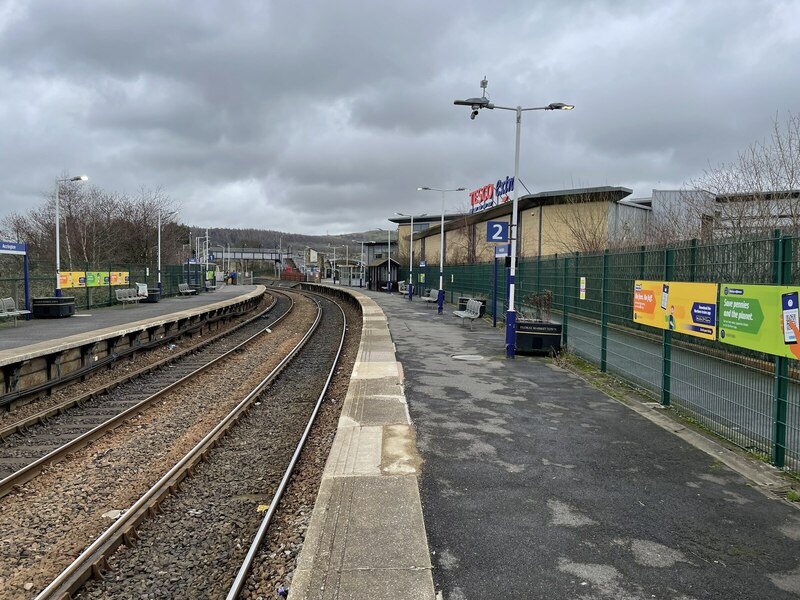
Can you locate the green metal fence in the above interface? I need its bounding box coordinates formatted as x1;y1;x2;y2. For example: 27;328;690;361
402;231;800;473
0;261;209;312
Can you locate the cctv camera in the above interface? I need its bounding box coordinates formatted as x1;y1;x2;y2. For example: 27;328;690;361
470;110;479;120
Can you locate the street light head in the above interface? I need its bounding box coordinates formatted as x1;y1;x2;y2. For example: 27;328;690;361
417;187;430;191
547;102;574;110
454;97;490;109
72;175;89;181
456;187;467;191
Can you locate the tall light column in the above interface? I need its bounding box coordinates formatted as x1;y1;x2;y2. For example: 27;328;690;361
396;212;427;301
454;82;573;357
157;210;176;292
54;175;88;296
417;188;466;314
359;240;365;287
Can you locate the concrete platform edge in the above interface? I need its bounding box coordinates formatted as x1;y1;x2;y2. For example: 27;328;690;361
0;286;265;366
289;287;435;600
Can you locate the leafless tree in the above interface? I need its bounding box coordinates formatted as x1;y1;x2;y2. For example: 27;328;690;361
686;111;800;238
544;191;617;253
446;209;477;264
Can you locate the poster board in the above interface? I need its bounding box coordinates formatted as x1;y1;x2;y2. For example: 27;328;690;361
633;280;718;340
718;283;800;359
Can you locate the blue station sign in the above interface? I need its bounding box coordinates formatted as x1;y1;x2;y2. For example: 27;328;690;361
486;221;509;243
0;241;26;255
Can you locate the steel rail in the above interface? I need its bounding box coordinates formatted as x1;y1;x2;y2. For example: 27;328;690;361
0;291;295;499
34;291;324;600
227;291;348;599
0;294;279;441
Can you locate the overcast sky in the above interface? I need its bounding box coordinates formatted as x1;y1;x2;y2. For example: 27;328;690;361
1;0;798;235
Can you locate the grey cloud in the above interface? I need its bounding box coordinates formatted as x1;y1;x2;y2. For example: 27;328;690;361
1;0;799;235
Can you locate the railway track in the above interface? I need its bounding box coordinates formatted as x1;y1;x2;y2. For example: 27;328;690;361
28;290;349;599
0;291;292;495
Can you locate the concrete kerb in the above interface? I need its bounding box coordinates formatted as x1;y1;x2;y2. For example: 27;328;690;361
289;286;435;600
0;286;265;367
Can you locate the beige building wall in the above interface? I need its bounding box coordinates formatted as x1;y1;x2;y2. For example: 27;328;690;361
411;200;613;265
517;202;612;256
426;232;442;264
397;224;411;260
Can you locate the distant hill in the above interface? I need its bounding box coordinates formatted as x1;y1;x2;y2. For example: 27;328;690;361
188;227;395;256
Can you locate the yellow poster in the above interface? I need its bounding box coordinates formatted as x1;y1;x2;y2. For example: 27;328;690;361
59;271;87;288
633;280;718;340
109;272;130;286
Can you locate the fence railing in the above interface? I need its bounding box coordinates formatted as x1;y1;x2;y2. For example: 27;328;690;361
401;231;800;473
0;262;211;312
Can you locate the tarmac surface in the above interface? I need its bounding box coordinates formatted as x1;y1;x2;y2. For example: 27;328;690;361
363;289;800;600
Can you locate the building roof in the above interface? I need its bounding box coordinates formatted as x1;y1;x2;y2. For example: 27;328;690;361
413;185;635;240
367;258;400;268
388;214;463;225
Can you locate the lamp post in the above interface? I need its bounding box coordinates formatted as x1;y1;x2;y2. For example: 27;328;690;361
157;210;177;292
329;245;343;284
352;240;367;287
454;79;573;357
395;212;427;301
54;175;88;296
416;188;466;313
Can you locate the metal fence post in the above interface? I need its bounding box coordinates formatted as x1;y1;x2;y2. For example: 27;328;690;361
772;230;789;468
574;252;580;317
661;248;674;406
600;249;609;372
639;245;645;280
689;239;697;282
562;255;569;347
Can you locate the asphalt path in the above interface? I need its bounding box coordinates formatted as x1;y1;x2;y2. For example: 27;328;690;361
565;315;798;461
365;290;800;600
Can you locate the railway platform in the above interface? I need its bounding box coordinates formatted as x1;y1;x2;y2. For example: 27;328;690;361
0;285;264;406
293;286;800;600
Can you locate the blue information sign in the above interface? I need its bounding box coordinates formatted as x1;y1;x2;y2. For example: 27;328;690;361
0;241;26;255
495;245;510;258
486;221;509;243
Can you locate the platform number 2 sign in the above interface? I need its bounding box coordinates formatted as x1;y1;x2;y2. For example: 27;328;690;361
486;221;509;243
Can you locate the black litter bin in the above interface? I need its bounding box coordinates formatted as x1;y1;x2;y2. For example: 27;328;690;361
32;296;76;318
516;321;562;354
142;289;161;303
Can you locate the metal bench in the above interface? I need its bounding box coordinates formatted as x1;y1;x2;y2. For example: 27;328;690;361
421;288;439;307
453;298;482;329
178;283;197;296
115;288;142;307
1;297;31;326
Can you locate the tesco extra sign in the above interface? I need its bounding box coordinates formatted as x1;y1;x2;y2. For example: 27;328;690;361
469;176;514;213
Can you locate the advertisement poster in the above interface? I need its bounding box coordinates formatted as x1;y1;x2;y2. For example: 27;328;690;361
85;272;109;287
580;277;586;300
109;272;130;285
633;280;718;340
59;272;86;288
57;271;127;288
718;284;800;359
